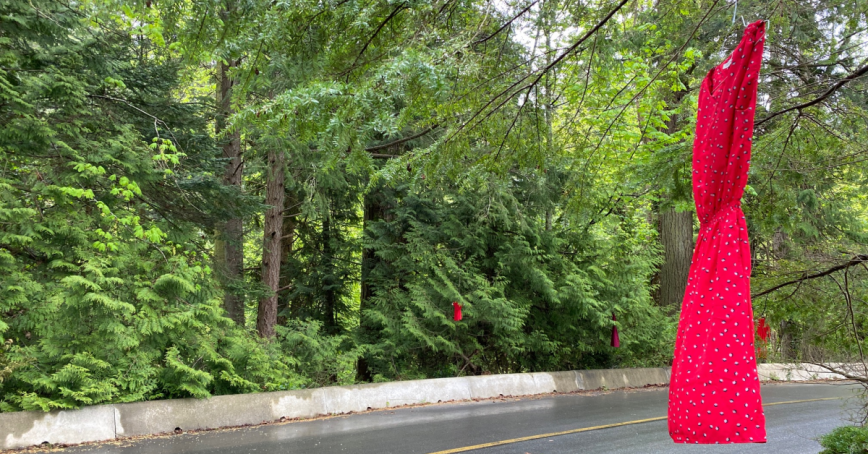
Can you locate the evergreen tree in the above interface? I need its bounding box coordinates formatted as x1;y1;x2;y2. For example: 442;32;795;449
1;0;866;413
0;0;295;411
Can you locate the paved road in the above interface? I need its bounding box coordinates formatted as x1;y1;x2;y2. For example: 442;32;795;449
54;383;858;454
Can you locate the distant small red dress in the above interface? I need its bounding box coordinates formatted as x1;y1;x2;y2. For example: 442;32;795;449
668;21;766;444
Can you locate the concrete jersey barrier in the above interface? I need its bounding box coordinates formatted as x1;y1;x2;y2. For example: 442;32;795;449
0;364;843;450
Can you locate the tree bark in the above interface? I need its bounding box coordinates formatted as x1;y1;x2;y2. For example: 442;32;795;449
257;148;285;339
214;58;245;326
658;208;693;307
652;83;693;308
772;228;789;259
277;190;297;327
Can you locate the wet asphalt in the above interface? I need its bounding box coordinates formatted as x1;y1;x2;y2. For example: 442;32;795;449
45;382;860;454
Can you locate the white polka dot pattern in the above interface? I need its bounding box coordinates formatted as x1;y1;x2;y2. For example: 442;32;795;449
667;20;767;445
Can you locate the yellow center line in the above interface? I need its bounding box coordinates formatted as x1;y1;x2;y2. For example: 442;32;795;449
427;397;843;454
764;397;840;406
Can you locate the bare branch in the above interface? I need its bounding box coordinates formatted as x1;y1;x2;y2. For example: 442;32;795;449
756;64;868;127
350;3;408;71
365;125;438;152
751;255;868;299
449;0;631;141
474;0;541;45
806;362;868;383
87;94;183;153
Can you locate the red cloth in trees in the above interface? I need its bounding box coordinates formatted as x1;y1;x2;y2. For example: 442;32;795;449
756;318;770;341
756;317;771;360
452;302;462;321
668;21;767;444
611;313;620;348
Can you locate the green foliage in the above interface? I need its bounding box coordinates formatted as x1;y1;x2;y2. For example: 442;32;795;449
819;426;868;454
2;0;866;417
358;166;669;378
277;320;359;387
724;1;868;365
0;339;22;384
0;0;297;412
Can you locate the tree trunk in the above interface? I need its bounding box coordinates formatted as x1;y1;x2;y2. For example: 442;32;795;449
772;228;789;259
652;83;693;308
214;58;245;326
658;208;693;307
779;319;794;360
277;189;297;327
257;148;285;339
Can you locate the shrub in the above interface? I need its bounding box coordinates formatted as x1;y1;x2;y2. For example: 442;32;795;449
819;425;868;454
0;340;19;383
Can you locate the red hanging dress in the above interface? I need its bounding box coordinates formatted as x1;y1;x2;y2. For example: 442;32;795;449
668;20;766;444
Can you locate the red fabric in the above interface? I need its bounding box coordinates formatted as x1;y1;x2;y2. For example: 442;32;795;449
452;302;462;321
756;317;771;360
611;313;620;348
668;21;766;444
756;318;770;341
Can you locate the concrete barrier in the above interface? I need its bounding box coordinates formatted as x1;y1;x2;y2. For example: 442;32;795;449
319;377;472;413
530;371;583;394
464;372;542;399
0;364;847;450
579;367;670;390
1;405;116;450
113;387;331;438
756;363;854;381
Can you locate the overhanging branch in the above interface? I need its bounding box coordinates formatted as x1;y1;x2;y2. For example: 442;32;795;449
751;254;868;299
449;0;632;141
365;125;438;153
474;0;541;45
756;64;868;127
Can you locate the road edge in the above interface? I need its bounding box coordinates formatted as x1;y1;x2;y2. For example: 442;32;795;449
0;363;843;450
